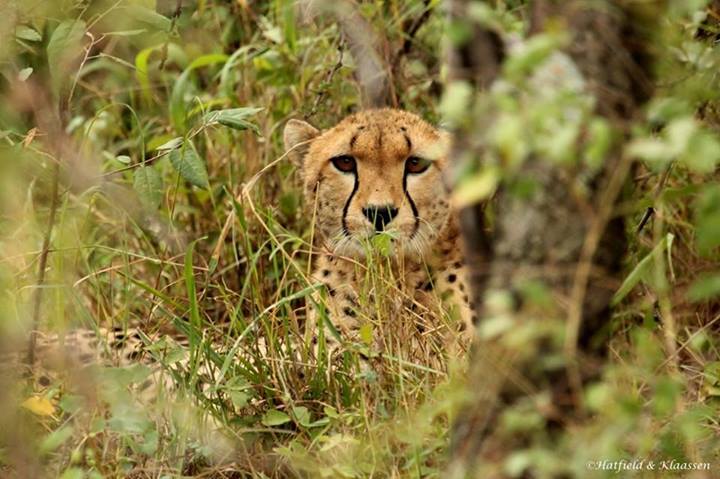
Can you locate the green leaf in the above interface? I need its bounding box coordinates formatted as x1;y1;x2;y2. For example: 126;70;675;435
59;467;84;479
15;25;42;42
612;233;674;305
133;165;163;208
40;426;74;454
683;130;720;173
155;137;183;151
262;409;291;426
292;406;311;427
453;166;500;207
169;142;209;188
122;5;172;32
169;54;229;131
203;107;263;134
440;81;473;126
184;240;201;335
47;20;87;95
688;274;720;302
135;44;162;101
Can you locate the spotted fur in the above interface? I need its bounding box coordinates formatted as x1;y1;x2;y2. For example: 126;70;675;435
284;109;475;362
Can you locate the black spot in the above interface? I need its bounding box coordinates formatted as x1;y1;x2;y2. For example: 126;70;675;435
459;283;465;292
322;269;330;277
38;375;51;387
448;274;457;283
459;322;467;332
312;337;318;345
462;294;469;303
127;350;143;361
423;282;434;292
342;307;356;318
472;315;479;325
453;262;462;269
112;341;126;350
328;288;336;297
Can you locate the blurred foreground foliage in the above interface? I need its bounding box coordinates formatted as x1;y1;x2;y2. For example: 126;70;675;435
0;0;718;477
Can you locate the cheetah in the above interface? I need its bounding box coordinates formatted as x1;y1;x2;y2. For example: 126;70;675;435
7;109;474;391
284;109;475;364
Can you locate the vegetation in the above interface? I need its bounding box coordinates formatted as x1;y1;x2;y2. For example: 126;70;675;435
0;0;718;477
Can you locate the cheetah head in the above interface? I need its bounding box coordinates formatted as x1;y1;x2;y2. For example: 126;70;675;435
284;109;451;259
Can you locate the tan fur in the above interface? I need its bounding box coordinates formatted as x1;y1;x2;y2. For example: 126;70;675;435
284;109;476;363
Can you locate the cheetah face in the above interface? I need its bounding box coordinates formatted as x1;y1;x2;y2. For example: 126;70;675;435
284;109;451;259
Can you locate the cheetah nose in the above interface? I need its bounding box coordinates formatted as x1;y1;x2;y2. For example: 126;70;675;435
362;204;399;232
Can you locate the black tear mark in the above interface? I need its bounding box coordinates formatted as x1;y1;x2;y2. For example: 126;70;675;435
341;169;359;237
350;134;358;149
402;169;420;238
376;129;383;149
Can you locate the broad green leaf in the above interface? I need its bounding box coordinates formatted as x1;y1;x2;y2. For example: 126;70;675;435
626;138;673;165
612;233;674;305
683;130;720;173
169;142;209;188
203;107;263;134
453;166;500;207
262;409;291;426
47;20;87;95
292;406;311;427
440;81;473;126
15;25;42;42
133;165;163;208
122;5;172;32
154;136;183;151
503;32;563;80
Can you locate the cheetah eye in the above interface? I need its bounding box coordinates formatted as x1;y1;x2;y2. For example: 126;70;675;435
330;155;356;173
405;156;431;175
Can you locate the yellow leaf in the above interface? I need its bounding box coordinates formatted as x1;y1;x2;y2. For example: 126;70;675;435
22;396;56;417
359;324;373;346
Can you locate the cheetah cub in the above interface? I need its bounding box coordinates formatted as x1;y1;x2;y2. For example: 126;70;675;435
284;109;476;362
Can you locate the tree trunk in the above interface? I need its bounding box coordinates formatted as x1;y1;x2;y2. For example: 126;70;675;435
447;1;655;476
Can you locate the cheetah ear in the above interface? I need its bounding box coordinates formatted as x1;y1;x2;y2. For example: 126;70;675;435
284;119;320;165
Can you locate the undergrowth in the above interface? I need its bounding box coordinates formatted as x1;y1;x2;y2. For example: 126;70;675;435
0;0;719;478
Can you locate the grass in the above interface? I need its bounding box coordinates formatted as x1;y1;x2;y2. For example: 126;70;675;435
1;0;720;478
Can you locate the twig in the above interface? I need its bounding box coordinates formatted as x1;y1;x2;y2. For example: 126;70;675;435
306;42;344;119
636;163;673;234
397;0;433;57
159;0;183;70
26;161;61;368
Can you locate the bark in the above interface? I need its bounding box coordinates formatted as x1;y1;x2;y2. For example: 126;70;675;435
447;1;655;476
